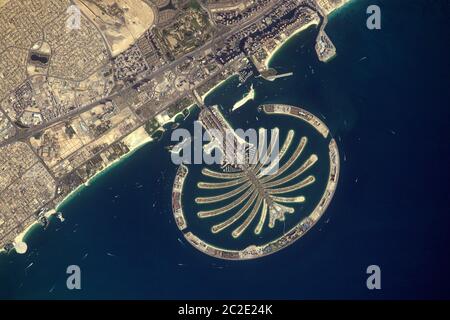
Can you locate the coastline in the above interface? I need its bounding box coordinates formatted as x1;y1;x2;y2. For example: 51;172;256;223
1;127;155;256
152;103;197;137
264;0;355;69
264;20;319;69
64;102;198;198
232;84;255;111
0;0;356;257
13;209;58;254
1;102;200;256
176;104;340;260
3;0;446;299
83;127;153;188
166;103;197;126
328;0;355;17
201;74;239;102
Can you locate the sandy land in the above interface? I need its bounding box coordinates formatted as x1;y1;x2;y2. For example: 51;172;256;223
156;103;197;130
232;84;255;111
264;0;353;69
264;20;319;69
61;127;154;205
0;0;9;8
75;0;156;57
2;126;154;255
10;209;57;254
201;74;239;102
84;126;153;187
122;126;153;149
54;108;196;217
0;0;355;256
326;0;354;15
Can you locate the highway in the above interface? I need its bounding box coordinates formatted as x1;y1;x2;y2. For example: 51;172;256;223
0;0;284;149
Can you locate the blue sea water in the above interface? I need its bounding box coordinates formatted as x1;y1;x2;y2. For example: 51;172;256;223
181;96;332;251
1;0;449;299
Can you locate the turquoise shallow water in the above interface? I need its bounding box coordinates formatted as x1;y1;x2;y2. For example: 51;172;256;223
1;0;450;299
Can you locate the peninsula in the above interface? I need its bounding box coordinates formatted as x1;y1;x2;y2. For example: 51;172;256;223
0;0;350;253
171;103;340;260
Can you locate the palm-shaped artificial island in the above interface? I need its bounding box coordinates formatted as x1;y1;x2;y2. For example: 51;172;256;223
172;104;339;260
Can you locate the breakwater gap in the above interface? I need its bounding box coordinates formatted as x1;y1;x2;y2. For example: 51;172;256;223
171;103;340;260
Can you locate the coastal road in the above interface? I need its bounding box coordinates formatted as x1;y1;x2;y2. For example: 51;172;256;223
0;0;305;149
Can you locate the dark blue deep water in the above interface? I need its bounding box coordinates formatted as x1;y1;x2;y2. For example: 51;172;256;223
1;0;449;299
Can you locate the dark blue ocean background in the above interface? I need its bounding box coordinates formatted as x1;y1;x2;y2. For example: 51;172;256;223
1;0;449;299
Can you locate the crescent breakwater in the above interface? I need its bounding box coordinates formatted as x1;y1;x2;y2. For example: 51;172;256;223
172;104;340;260
0;0;351;256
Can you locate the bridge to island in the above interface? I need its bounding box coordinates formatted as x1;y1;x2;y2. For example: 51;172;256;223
171;103;340;260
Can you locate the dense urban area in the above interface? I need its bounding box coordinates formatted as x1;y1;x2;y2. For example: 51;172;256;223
0;0;348;252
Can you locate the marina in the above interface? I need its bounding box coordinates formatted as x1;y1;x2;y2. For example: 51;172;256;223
172;104;339;260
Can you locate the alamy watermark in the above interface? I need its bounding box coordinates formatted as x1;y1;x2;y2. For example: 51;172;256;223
66;265;81;290
366;265;381;290
170;122;280;175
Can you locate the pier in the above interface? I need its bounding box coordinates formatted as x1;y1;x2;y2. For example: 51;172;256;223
262;72;294;81
314;5;336;62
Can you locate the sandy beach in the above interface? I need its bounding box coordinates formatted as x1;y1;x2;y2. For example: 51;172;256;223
264;20;319;69
6;209;58;255
232;84;255;111
0;0;357;257
1;126;154;255
1;102;202;255
83;127;154;188
264;0;354;69
201;74;238;102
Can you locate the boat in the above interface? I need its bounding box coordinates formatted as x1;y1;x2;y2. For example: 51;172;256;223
57;212;65;222
39;216;48;228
